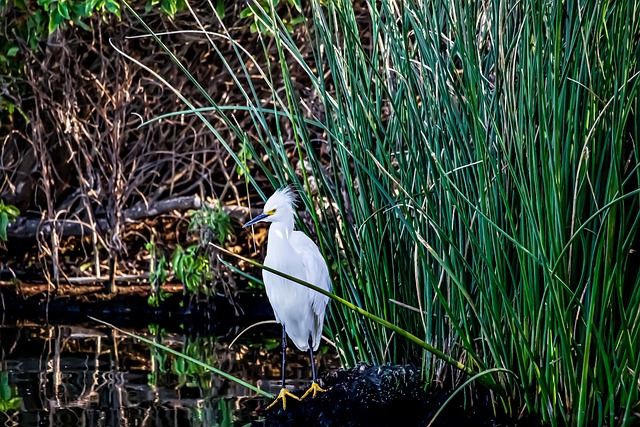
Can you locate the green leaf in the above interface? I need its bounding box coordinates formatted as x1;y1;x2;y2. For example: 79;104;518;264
57;1;70;20
0;99;15;114
215;0;224;18
48;8;64;33
147;294;159;308
239;6;254;18
285;0;301;11
174;357;186;375
85;0;95;14
105;0;120;17
4;205;19;218
79;262;93;272
160;0;176;16
6;47;19;57
0;372;11;400
72;2;87;17
73;17;90;30
0;397;21;411
288;15;304;26
0;212;8;241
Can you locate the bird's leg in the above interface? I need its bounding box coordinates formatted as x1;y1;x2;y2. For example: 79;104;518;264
280;324;287;388
300;336;328;400
265;324;300;410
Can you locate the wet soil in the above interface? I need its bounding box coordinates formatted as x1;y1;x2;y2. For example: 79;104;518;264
255;364;543;427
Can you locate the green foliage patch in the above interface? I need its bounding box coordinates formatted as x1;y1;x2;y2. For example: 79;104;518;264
0;200;19;241
145;204;236;307
0;0;185;128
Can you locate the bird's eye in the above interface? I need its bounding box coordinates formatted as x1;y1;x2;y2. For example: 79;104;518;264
266;209;276;215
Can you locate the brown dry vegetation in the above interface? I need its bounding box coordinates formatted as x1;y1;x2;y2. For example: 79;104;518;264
0;1;323;295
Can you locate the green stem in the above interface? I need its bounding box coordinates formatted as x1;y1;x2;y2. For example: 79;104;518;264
213;244;505;395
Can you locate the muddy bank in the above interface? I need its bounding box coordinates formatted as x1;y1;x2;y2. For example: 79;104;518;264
255;364;542;427
0;281;272;329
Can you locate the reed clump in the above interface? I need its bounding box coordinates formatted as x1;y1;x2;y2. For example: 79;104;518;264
128;0;640;425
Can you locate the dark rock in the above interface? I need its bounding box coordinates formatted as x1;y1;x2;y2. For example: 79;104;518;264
254;363;543;427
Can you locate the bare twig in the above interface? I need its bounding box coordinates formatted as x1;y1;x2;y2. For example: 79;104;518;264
7;196;260;238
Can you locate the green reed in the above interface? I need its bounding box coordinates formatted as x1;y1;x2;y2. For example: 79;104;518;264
126;0;640;424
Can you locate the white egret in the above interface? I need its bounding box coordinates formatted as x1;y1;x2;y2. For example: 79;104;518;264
243;187;331;410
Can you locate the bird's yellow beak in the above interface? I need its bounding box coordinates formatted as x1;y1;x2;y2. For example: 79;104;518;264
243;212;270;228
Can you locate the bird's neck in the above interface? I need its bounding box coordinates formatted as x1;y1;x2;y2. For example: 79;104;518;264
268;219;295;244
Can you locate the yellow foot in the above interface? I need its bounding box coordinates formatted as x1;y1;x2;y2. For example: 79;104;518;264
265;387;301;410
300;381;327;400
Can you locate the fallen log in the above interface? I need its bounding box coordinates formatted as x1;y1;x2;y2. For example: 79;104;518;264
6;195;260;239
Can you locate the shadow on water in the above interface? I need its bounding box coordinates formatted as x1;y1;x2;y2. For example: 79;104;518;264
0;315;339;427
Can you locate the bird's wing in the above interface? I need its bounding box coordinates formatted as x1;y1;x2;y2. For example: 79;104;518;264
289;231;331;325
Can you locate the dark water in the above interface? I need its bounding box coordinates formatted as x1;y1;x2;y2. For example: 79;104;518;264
0;317;335;427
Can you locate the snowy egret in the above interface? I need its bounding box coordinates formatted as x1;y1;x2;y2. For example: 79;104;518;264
243;187;331;410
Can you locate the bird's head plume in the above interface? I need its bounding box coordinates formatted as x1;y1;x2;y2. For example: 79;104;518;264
243;186;298;228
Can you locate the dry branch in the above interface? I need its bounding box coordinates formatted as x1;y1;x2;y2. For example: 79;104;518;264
0;0;317;285
6;195;260;239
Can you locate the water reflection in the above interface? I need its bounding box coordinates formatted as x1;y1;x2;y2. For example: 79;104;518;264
0;320;337;427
